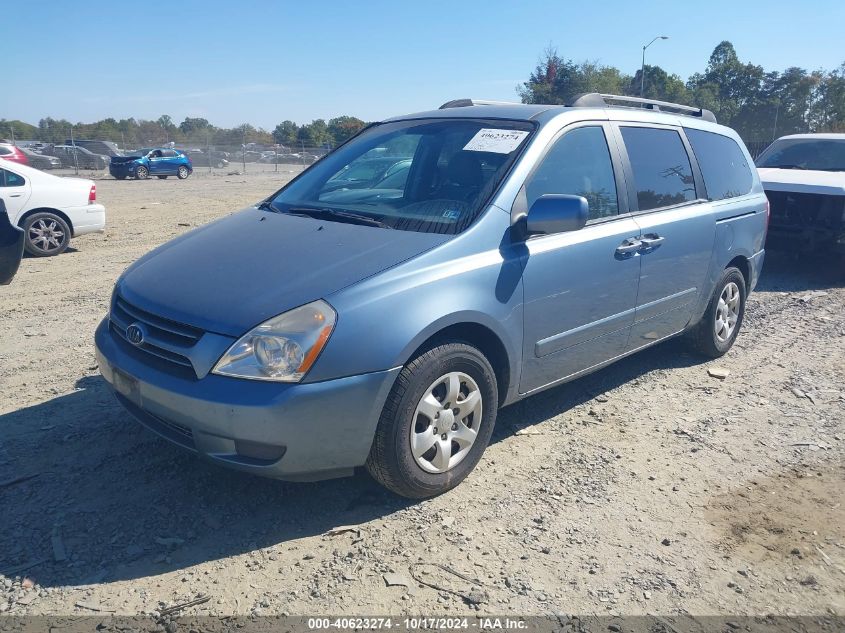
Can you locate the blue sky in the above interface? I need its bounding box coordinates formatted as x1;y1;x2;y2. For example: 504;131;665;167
6;0;845;129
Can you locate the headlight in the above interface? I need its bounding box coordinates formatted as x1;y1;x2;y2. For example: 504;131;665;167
212;300;336;382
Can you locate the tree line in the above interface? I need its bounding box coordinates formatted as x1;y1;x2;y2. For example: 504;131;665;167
520;41;845;141
0;114;368;150
3;41;843;149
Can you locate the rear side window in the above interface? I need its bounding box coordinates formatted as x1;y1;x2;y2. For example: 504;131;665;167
525;126;619;220
0;147;11;156
0;168;25;187
685;128;752;200
620;127;696;211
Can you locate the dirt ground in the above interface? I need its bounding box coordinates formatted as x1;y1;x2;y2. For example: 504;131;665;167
0;167;843;619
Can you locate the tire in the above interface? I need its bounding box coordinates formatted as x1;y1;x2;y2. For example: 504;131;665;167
157;175;168;179
689;267;747;358
216;161;224;169
135;165;149;180
177;165;190;179
366;342;498;498
23;212;71;257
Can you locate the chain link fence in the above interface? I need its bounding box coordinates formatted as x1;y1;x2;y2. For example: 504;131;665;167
5;131;332;178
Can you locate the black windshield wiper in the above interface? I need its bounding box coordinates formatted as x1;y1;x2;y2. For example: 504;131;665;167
286;206;388;228
257;200;280;212
770;164;806;170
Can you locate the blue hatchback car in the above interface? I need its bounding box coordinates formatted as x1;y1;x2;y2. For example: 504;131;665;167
109;148;192;180
95;94;767;498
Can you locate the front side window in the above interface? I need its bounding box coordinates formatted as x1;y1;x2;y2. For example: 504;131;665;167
621;127;696;211
0;168;25;187
685;128;753;200
268;118;534;234
756;138;845;172
524;126;619;221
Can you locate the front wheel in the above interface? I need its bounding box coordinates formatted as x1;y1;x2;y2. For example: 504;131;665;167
135;165;149;180
23;212;71;257
177;165;189;179
689;266;747;358
366;342;498;498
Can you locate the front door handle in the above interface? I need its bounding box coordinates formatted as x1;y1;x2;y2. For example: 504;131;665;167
640;234;665;249
615;238;642;255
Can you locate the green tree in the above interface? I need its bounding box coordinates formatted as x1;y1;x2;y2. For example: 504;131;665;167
327;116;366;145
297;119;331;147
272;120;299;145
179;117;212;136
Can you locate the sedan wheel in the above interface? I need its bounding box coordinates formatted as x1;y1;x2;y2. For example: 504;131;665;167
24;213;71;257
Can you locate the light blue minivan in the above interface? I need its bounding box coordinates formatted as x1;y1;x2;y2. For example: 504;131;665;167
95;94;767;498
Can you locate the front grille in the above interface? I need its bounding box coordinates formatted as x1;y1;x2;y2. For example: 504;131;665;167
110;295;204;375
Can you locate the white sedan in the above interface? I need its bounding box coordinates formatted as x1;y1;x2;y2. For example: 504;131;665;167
0;158;106;256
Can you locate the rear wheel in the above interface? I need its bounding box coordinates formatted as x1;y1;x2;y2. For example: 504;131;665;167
135;165;149;180
23;212;71;257
366;342;498;498
177;165;190;179
689;267;746;358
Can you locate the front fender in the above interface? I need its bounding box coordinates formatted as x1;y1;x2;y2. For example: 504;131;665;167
307;210;525;402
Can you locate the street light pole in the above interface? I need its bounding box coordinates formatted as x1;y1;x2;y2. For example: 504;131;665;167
641;35;669;97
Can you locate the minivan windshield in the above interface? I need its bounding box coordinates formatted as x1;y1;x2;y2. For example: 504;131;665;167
756;138;845;171
266;118;534;234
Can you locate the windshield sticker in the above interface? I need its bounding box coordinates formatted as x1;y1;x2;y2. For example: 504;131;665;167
442;209;461;220
463;129;529;154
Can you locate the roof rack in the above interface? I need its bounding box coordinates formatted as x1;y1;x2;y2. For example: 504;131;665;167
567;93;717;123
438;98;520;109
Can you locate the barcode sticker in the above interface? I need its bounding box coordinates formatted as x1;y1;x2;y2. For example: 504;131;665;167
463;129;529;154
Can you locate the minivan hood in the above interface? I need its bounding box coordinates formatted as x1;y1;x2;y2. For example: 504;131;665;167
117;207;450;336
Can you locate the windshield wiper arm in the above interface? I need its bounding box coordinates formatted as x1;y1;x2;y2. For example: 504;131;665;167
286;206;388;228
771;164;806;170
257;200;280;212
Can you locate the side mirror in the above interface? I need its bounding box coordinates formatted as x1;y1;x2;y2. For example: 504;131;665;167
525;194;589;236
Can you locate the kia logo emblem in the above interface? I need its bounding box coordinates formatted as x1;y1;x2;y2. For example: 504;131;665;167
126;323;146;346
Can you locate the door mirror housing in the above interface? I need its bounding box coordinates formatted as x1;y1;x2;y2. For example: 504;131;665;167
525;194;589;236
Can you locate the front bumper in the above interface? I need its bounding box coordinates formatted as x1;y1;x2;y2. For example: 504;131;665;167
109;163;136;178
95;318;400;481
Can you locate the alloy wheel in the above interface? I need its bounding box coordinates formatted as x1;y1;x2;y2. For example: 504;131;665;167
28;218;65;253
714;281;740;343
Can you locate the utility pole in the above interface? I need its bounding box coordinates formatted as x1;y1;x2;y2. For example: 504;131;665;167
641;36;669;97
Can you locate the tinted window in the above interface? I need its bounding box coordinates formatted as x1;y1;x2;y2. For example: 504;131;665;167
756;138;845;172
621;127;696;210
685;128;752;200
0;147;11;156
162;149;177;158
525;126;619;220
0;168;25;187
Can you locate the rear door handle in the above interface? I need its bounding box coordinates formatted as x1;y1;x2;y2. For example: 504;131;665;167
615;238;642;255
640;234;665;249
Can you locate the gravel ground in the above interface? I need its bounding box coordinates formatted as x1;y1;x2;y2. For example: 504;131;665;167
0;169;843;619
